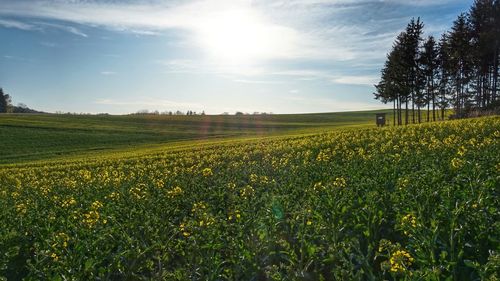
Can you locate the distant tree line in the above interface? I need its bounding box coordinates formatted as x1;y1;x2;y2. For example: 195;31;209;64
374;0;499;125
132;110;206;116
133;110;273;116
234;111;273;116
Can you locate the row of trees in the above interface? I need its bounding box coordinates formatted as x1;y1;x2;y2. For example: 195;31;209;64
133;110;206;115
374;0;499;125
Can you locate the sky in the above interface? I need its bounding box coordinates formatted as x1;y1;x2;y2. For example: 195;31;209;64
0;0;473;114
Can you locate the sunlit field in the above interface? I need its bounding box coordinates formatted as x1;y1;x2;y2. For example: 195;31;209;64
0;110;392;164
1;116;498;280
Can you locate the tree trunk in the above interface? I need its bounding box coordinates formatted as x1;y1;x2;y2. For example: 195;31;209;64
393;99;396;126
405;100;409;125
456;79;461;117
493;44;499;103
411;94;415;123
431;75;435;121
398;96;402;126
426;82;430;122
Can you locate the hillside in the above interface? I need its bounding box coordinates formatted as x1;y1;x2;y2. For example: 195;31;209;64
0;110;390;164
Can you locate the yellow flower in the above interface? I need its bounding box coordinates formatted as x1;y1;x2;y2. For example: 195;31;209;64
167;186;183;198
91;200;103;209
61;197;77;208
249;174;258;183
389;250;414;273
451;157;464;169
129;186;146;199
457;146;467;156
82;210;100;227
240;185;254;199
191;201;207;213
53;232;70;249
105;192;120;200
312;182;324;191
306;220;312;226
333;177;347;188
401;214;417;228
202;168;213;177
179;222;191;237
16;203;27;215
228;210;241;221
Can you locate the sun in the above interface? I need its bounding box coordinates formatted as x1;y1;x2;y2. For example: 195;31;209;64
196;9;281;64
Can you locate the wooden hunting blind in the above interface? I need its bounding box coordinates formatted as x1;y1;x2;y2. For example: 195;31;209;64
376;113;386;127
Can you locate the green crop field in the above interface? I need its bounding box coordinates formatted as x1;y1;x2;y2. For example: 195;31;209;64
0;112;497;280
0;110;393;164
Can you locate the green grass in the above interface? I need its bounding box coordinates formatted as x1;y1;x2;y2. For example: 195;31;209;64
0;110;392;164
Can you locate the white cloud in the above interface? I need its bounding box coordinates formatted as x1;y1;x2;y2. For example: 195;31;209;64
0;0;462;90
332;75;379;86
35;22;88;37
0;18;39;30
283;96;388;112
100;71;116;75
0;18;88;36
0;0;395;62
233;79;285;84
159;59;267;77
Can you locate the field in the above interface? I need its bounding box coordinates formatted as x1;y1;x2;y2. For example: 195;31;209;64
0;110;389;164
0;113;498;280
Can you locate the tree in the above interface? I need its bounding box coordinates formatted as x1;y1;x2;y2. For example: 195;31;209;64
374;18;423;126
375;43;407;126
469;0;500;108
448;13;474;117
0;88;12;113
437;34;452;120
405;18;424;124
376;1;498;120
420;36;439;121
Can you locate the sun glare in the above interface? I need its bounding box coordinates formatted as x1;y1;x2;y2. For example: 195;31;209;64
196;9;281;63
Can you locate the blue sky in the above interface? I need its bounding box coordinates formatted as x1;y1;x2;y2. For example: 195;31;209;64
0;0;472;114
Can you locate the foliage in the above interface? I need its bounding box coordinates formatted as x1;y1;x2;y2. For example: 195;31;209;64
0;116;498;280
0;88;12;114
375;0;500;122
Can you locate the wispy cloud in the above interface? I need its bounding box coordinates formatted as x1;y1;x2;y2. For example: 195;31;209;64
100;71;117;76
0;17;88;37
0;0;466;92
0;18;39;31
332;75;379;86
0;0;399;62
3;54;33;62
233;79;285;84
35;22;88;37
283;96;387;112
